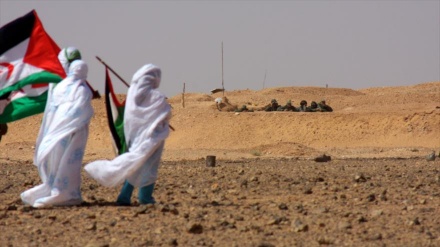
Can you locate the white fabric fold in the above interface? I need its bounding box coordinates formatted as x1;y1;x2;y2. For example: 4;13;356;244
85;64;171;188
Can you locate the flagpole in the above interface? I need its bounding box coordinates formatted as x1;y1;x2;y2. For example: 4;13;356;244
96;56;130;88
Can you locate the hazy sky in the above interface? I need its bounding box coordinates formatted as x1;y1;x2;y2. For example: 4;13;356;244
1;0;439;98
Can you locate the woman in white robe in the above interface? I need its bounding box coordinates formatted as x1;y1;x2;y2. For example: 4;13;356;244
85;64;171;205
21;60;93;208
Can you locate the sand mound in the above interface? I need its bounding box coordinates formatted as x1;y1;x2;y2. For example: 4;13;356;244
1;82;439;161
2;82;440;247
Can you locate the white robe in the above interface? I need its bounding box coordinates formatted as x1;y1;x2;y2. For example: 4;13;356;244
21;60;93;208
85;64;171;188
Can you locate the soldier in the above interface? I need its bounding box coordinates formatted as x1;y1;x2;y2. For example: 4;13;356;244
318;100;333;112
264;99;279;112
282;100;296;111
308;101;320;112
215;97;222;111
296;100;309;112
235;105;253;112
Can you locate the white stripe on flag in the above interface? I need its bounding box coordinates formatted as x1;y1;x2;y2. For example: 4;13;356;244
0;38;44;90
11;84;48;100
0;38;29;62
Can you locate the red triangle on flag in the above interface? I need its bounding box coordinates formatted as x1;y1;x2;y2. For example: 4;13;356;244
23;10;65;78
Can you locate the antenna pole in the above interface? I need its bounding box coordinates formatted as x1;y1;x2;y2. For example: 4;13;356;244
182;82;185;108
222;41;224;96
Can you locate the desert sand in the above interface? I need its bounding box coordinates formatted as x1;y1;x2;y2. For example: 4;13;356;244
0;82;439;246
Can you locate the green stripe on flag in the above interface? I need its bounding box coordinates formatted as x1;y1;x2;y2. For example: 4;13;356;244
0;92;47;123
114;106;127;154
0;71;62;97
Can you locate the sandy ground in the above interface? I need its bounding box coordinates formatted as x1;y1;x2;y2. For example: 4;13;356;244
0;81;439;246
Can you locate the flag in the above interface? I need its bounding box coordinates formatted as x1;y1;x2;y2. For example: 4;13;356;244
0;10;65;123
105;68;127;155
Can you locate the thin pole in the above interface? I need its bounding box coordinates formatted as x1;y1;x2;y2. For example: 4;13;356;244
221;42;224;96
182;82;185;108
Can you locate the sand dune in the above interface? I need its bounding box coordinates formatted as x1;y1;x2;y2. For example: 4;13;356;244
1;82;439;162
1;82;440;247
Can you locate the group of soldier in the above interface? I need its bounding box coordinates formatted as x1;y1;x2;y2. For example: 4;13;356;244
235;99;333;112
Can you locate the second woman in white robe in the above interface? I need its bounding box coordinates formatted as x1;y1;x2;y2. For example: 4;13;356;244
85;64;171;204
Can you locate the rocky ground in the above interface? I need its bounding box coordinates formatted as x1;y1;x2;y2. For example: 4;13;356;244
1;157;439;247
1;82;439;246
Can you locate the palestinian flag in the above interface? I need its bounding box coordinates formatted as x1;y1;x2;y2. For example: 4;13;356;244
0;10;64;123
105;68;127;155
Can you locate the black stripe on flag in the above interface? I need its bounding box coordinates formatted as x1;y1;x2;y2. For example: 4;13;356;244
0;10;35;56
105;69;122;152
